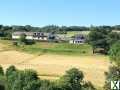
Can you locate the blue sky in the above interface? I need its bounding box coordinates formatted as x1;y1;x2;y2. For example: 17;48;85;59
0;0;119;27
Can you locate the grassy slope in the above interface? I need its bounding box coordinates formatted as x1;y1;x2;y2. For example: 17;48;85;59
0;40;93;56
67;31;90;37
20;42;93;56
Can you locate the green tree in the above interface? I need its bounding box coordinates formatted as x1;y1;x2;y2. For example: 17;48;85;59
6;65;16;77
88;26;111;54
107;32;120;46
6;69;41;90
104;66;120;90
19;33;26;43
0;65;5;90
40;80;62;90
59;68;84;90
109;41;120;66
104;41;120;90
0;65;4;76
82;81;96;90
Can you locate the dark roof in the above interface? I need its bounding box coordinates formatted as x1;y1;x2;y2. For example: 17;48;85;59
72;34;85;40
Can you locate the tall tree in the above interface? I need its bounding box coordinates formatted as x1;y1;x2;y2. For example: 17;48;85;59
109;41;120;66
59;68;84;90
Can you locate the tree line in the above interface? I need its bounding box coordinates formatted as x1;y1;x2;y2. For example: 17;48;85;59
88;26;120;54
0;24;120;37
0;66;95;90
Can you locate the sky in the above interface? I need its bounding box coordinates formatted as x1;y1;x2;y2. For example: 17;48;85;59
0;0;120;27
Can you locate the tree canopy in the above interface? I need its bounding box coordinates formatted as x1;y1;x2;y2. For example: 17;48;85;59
0;65;96;90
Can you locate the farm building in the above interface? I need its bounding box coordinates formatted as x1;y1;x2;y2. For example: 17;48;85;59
12;32;48;41
69;35;85;44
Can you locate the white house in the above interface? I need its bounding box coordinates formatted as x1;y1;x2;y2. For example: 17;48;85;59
12;32;48;41
69;35;85;44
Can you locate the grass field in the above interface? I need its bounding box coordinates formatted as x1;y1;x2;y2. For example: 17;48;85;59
0;40;92;56
20;42;93;56
0;40;111;89
67;31;90;37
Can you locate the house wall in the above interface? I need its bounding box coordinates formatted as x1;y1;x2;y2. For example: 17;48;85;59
74;40;84;44
12;35;20;39
69;40;74;44
26;36;33;40
12;35;47;41
33;37;47;40
69;40;85;44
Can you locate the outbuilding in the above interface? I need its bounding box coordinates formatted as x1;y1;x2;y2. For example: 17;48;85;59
69;35;85;44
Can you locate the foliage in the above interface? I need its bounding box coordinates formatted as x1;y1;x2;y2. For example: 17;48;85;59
6;65;17;77
109;41;120;66
104;41;120;90
6;69;40;90
0;65;4;76
88;26;111;54
58;68;96;90
104;66;120;90
0;65;97;90
0;77;5;90
107;32;120;45
19;33;27;43
61;68;84;90
82;81;96;90
88;26;120;54
39;80;62;90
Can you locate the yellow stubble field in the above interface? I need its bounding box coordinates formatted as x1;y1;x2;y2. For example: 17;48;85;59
0;43;111;88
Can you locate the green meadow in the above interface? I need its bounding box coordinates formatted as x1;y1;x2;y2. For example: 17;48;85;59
20;42;93;55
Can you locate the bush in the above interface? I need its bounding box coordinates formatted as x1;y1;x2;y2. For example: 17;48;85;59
82;81;96;90
25;40;35;45
109;41;120;66
59;68;84;90
6;69;40;90
104;66;120;90
0;65;4;76
6;65;16;77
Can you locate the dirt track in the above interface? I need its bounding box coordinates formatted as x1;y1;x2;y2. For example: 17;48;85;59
0;43;111;87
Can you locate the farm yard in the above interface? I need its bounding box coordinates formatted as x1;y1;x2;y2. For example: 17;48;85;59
0;40;111;89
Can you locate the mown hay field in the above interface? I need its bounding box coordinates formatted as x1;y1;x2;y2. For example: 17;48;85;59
0;41;111;89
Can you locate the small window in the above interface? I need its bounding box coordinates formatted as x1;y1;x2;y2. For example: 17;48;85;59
75;41;78;43
41;36;44;39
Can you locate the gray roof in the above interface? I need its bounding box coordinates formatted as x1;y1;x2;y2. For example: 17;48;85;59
71;34;85;40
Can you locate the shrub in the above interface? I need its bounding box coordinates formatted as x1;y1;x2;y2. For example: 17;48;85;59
0;65;4;76
6;65;16;77
109;41;120;66
104;66;120;90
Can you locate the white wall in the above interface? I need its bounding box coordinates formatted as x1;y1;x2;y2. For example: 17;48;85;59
69;40;85;44
12;35;47;41
12;36;20;39
69;40;74;44
26;36;33;40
